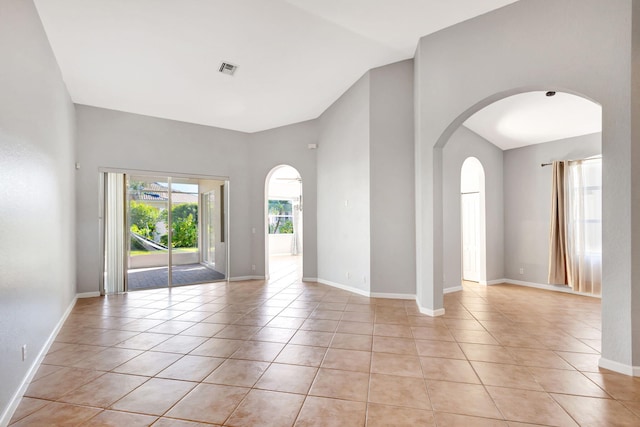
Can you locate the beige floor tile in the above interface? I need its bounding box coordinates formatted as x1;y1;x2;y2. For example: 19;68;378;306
267;316;305;329
226;389;305;427
179;322;226;337
367;404;434;426
42;343;106;366
115;332;172;350
112;351;182;376
427;380;502;419
71;347;143;371
151;335;207;354
371;352;423;378
471;361;542;390
156;355;225;381
148;320;196;335
111;378;195;416
337;321;374;335
486;386;577;426
251;326;297;343
8;397;48;424
341;311;375;322
204;359;270;387
450;329;499;345
300;318;339;332
24;367;102;400
189;337;244;357
78;410;157;426
322;348;371;372
151;418;216;427
295;396;366;427
552;394;640;426
369;374;430;410
459;343;517;364
373;323;414;338
372;336;418;355
9;402;101;427
165;383;249;424
421;357;480;383
434;412;507;427
230;340;285;362
275;344;327;367
309;309;343;320
330;333;372;351
555;351;601;372
507;347;576;370
214;325;260;340
289;330;334;347
309;368;369;401
58;372;147;407
528;367;609;397
255;363;317;394
411;326;455;341
584;372;640;401
621;399;640;417
415;339;465;359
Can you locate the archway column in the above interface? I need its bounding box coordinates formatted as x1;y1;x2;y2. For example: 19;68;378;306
415;129;444;316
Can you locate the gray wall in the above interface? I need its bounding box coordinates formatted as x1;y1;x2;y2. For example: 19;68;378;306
249;121;319;279
369;60;416;295
0;0;76;420
75;106;318;293
504;133;601;284
442;126;504;291
415;0;636;367
317;73;371;291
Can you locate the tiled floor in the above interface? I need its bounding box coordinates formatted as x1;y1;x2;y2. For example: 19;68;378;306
10;272;640;426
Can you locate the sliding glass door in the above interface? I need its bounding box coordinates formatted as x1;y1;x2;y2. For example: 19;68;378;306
102;171;228;294
126;175;170;290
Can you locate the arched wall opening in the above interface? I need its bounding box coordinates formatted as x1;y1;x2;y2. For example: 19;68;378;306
413;0;633;375
264;165;303;282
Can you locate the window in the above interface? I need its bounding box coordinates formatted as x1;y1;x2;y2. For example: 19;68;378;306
268;199;294;234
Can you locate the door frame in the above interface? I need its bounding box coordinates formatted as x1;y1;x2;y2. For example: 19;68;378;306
99;167;230;295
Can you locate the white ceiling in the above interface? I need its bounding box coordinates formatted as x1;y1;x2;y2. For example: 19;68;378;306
464;91;602;150
33;0;518;133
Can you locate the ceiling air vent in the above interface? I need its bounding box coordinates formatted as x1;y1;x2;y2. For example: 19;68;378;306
219;62;238;76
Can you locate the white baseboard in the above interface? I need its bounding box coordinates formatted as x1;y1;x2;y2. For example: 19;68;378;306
301;277;317;283
0;294;78;427
443;286;463;294
76;291;100;298
315;279;370;298
416;300;446;317
504;278;601;298
599;357;640;377
370;292;416;300
229;275;265;282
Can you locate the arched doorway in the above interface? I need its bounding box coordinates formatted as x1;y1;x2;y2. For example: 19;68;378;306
432;89;601;304
265;165;303;282
460;157;486;284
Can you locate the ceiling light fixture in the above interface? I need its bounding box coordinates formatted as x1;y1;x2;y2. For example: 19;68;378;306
546;91;556;97
219;62;238;76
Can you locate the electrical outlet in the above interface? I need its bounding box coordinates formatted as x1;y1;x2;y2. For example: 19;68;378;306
346;271;351;279
251;264;256;271
21;345;27;361
519;267;524;275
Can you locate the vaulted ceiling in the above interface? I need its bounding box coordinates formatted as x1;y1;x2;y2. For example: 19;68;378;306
34;0;519;133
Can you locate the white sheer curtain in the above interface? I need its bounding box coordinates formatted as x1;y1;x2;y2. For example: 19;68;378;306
565;158;602;295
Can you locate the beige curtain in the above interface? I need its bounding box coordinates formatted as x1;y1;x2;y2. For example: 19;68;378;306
548;161;568;285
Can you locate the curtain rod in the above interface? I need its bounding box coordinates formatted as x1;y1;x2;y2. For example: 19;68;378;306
540;155;602;167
